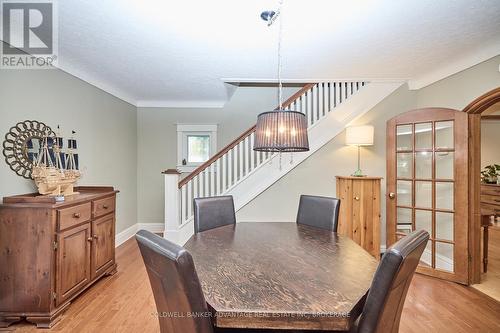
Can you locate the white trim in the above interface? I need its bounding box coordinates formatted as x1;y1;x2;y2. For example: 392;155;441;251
57;63;137;106
177;165;198;173
177;124;218;172
164;218;195;246
176;124;218;132
137;223;165;233
408;42;500;90
115;224;138;247
221;78;408;84
137;100;225;108
115;223;165;248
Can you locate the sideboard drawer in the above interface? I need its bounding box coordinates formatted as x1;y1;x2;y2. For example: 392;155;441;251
93;196;115;218
481;185;500;196
481;202;500;215
58;202;92;231
481;194;500;207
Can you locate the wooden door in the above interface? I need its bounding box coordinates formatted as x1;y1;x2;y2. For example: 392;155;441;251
91;215;115;280
387;108;469;284
56;223;91;305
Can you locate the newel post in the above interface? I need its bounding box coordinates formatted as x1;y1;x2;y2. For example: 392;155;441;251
163;169;181;243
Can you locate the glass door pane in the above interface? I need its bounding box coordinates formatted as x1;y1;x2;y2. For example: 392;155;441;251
397;153;413;178
415;152;432;179
436;152;454;179
436;242;454;272
397;125;412;151
396;180;412;206
397;207;412;235
415;123;432;149
435;121;454;149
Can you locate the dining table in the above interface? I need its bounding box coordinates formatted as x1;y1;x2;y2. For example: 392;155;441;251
184;222;379;331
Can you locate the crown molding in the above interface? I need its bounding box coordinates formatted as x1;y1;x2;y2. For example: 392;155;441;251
408;42;500;90
221;78;409;84
57;63;137;106
136;100;225;108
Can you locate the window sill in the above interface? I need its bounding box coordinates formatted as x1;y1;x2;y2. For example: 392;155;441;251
177;165;199;173
177;165;219;174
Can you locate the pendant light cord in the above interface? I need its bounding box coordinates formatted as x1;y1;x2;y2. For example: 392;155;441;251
277;0;284;110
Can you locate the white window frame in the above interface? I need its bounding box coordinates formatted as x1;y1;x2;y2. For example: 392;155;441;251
177;124;217;173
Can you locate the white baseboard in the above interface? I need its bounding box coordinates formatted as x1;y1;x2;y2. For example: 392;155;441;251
164;219;194;246
115;223;165;247
115;224;138;247
137;223;164;233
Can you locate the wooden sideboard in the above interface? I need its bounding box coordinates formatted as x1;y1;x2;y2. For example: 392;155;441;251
481;183;500;217
480;184;500;272
0;186;118;328
336;176;382;259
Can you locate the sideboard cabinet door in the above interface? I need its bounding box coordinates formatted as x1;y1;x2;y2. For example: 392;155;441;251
336;176;381;259
56;223;92;306
91;215;115;280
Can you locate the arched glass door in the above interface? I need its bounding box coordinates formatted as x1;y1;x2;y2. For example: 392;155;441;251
387;108;469;284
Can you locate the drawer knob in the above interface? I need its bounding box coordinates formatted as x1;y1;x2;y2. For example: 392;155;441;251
73;213;81;218
389;192;396;199
103;205;109;209
354;196;360;201
93;234;98;240
87;237;93;242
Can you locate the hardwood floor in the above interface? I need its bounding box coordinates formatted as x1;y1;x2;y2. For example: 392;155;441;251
472;222;500;301
3;238;500;333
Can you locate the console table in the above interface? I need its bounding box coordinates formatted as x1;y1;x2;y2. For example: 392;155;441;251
481;183;500;273
0;186;118;328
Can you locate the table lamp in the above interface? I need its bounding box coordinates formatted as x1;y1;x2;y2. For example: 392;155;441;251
345;125;374;177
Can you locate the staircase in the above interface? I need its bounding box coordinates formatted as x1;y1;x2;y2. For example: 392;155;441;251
163;81;403;245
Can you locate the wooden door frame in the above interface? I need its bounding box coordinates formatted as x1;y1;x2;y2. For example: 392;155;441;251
463;87;500;284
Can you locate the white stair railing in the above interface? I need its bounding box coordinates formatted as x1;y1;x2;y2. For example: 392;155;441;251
163;81;367;232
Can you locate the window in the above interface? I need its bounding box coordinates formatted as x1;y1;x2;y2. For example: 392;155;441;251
177;124;217;172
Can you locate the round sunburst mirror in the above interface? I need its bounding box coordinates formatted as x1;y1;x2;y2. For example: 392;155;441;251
2;120;56;179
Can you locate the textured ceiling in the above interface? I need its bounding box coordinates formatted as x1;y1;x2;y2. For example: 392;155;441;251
52;0;500;106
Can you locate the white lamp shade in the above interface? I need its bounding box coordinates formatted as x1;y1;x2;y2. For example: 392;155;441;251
345;125;374;146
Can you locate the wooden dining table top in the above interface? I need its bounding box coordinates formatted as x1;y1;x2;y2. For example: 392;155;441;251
184;222;379;331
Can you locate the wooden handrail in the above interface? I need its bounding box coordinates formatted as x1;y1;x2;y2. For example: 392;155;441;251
178;82;316;188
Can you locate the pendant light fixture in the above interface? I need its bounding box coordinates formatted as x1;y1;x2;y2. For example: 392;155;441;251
253;1;309;161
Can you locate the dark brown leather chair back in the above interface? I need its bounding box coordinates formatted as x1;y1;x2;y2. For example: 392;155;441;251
193;195;236;234
135;230;213;333
357;230;429;333
296;195;341;232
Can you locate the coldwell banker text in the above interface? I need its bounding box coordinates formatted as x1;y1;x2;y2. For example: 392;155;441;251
1;0;58;69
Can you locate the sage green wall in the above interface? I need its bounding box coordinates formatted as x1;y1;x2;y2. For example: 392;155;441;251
237;55;500;247
136;87;297;225
0;69;138;234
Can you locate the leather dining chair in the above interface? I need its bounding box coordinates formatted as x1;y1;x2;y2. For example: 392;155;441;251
296;195;341;232
351;229;430;333
193;195;236;234
136;230;288;333
135;230;214;333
